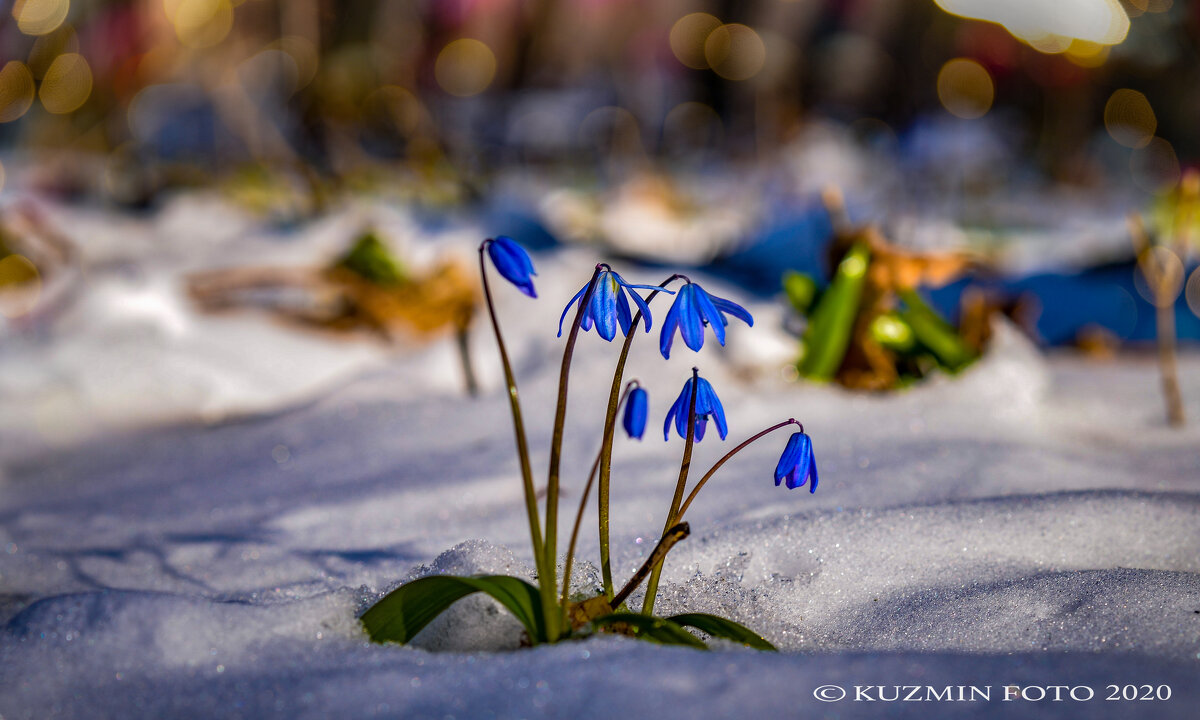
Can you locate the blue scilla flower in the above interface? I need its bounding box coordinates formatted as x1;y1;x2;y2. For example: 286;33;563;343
659;282;754;359
485;236;537;298
775;432;818;492
623;385;648;440
558;266;669;342
664;374;727;442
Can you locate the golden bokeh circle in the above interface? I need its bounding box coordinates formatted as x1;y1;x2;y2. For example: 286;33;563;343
704;24;766;81
936;58;994;119
39;52;92;114
13;0;70;36
0;62;36;123
165;0;234;49
670;13;722;70
434;39;497;97
1104;89;1156;149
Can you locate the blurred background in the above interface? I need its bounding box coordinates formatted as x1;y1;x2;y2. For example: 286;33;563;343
0;0;1198;431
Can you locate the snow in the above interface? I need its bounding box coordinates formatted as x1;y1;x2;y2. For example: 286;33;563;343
2;197;1199;719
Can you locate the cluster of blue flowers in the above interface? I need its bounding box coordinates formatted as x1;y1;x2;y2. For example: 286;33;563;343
484;235;818;492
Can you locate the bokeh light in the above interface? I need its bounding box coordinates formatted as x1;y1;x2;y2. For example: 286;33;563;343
704;24;766;81
164;0;234;49
39;52;92;114
1104;89;1156;148
1130;137;1180;194
670;13;722;70
275;36;319;92
1133;246;1184;306
12;0;70;37
937;58;994;119
0;254;42;319
1186;266;1200;319
434;39;497;97
1065;39;1110;67
933;0;1129;48
28;25;79;78
0;62;36;123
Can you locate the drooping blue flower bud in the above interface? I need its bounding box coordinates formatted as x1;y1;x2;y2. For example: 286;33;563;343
623;386;648;440
774;432;818;492
485;236;537;298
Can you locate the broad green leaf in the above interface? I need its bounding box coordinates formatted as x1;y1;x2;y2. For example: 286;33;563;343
361;574;545;645
897;289;976;372
798;243;870;381
590;613;707;649
667;613;777;651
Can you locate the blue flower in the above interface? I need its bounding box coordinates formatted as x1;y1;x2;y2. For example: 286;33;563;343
774;432;818;492
623;386;648;440
663;374;727;442
659;282;754;359
558;268;668;342
485;236;537;298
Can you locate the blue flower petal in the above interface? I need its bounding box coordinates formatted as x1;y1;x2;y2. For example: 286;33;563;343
694;415;707;442
774;433;803;484
659;292;683;358
710;296;754;327
558;282;589;337
590;273;618;341
677;286;706;352
692;285;726;346
664;377;690;441
615;287;633;337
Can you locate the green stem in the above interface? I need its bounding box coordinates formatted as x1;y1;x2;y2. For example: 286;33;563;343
544;264;602;641
676;419;802;521
478;243;544;579
641;367;699;615
597;274;684;599
561;381;637;623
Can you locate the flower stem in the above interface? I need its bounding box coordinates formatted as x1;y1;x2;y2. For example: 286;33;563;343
597;274;684;599
544;264;602;641
641;367;699;615
478;243;544;578
560;381;636;622
676;419;802;521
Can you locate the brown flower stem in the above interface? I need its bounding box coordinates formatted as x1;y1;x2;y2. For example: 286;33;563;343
676;419;802;522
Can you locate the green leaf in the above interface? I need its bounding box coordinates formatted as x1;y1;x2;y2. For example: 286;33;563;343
667;613;777;651
782;271;818;315
798;243;870;381
896;289;976;372
361;574;546;645
590;613;708;649
335;232;407;286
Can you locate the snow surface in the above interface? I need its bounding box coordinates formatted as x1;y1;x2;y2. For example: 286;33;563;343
2;197;1199;719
